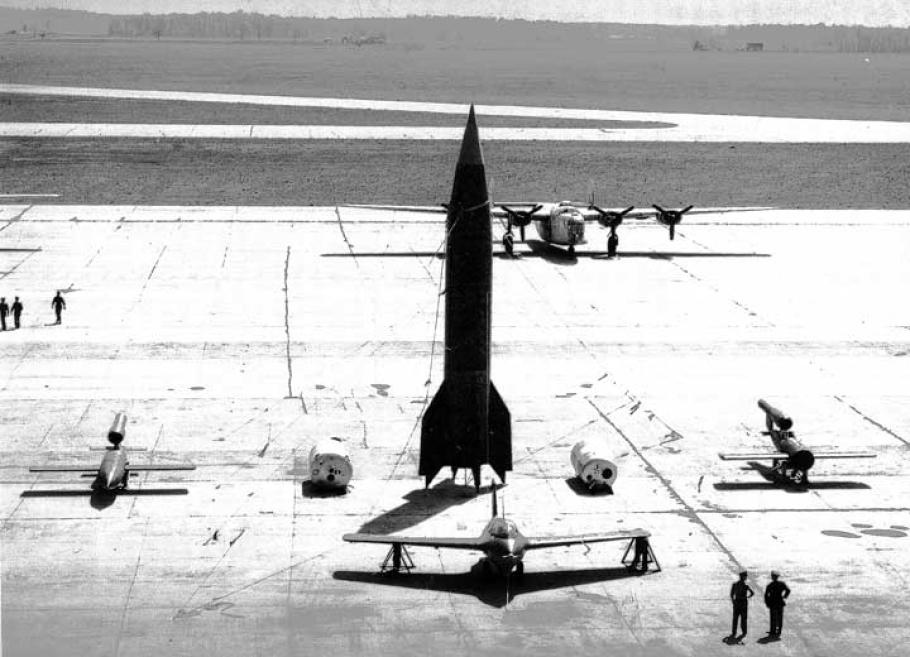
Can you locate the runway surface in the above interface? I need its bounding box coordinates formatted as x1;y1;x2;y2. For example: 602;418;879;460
3;84;910;142
1;205;909;656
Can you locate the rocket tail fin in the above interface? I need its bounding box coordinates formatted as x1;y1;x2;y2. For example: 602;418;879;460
418;380;448;488
488;382;512;484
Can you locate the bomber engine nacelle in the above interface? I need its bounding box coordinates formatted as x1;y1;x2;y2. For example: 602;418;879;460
107;412;127;446
652;204;694;240
758;398;794;432
308;437;353;489
571;439;618;491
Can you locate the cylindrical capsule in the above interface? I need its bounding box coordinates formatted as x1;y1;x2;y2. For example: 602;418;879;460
308;437;352;488
571;439;618;490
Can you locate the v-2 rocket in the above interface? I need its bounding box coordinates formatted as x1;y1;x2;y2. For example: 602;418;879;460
418;106;512;490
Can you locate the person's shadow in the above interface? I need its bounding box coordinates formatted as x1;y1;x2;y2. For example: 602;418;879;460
757;634;781;644
722;634;745;645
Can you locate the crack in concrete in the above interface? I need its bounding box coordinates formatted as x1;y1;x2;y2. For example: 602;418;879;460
834;395;909;447
588;397;745;574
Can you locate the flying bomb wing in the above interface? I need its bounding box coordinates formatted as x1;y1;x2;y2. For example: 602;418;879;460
29;465;98;473
806;451;876;460
343;533;486;551
718;451;786;461
126;464;196;471
523;527;649;551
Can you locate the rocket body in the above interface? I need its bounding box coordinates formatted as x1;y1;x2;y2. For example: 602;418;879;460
419;107;512;489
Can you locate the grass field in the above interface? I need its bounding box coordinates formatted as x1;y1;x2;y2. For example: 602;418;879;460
2;138;908;208
2;38;909;121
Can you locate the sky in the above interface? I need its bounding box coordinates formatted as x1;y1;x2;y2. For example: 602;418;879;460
1;1;907;27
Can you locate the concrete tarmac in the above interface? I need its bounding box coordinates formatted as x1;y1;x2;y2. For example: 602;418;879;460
1;205;909;656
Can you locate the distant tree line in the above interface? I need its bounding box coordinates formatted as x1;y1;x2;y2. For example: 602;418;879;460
102;14;910;52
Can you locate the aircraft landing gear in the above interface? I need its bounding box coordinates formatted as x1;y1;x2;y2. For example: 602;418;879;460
502;232;515;258
380;543;414;574
607;233;619;259
621;536;661;574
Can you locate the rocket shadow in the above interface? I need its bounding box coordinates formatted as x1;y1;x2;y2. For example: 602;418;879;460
355;478;497;535
333;562;637;608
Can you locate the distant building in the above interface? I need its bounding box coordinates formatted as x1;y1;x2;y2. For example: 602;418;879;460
746;42;764;52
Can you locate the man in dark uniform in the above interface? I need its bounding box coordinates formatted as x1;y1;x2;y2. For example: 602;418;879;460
0;297;8;331
51;290;66;324
729;570;754;641
11;296;23;329
764;570;791;637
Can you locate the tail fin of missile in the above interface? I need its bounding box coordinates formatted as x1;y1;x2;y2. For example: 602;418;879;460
419;380;448;488
488;382;512;483
491;480;498;518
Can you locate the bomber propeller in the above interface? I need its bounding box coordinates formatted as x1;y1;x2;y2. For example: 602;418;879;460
652;204;694;240
588;204;635;237
498;204;543;242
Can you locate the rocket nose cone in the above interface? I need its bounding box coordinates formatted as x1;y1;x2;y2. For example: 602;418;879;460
457;105;484;167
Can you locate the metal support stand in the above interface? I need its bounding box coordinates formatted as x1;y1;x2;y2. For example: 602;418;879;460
380;543;414;574
621;536;661;574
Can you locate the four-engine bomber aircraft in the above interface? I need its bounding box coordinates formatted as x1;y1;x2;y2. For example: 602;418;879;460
718;399;876;487
29;412;196;492
344;484;649;577
346;200;757;256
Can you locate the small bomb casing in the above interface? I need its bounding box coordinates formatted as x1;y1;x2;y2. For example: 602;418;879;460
308;437;352;489
571;439;618;491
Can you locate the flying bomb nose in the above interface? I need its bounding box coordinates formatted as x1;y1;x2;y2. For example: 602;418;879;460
456;105;485;167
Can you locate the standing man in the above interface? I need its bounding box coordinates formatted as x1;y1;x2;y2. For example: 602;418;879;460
764;570;791;638
51;290;66;325
0;297;8;331
729;570;754;642
10;296;23;329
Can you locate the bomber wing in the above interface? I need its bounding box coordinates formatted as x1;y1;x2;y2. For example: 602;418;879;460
343;533;486;550
126;464;196;471
523;528;649;551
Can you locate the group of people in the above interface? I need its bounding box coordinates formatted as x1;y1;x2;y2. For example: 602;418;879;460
0;291;66;330
729;570;792;644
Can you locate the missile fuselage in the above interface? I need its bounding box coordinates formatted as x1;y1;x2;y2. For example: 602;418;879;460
419;107;512;488
759;399;814;470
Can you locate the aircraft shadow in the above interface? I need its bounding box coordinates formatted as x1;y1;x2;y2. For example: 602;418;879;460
713;481;870;492
320;248;769;262
21;488;189;509
355;479;497;535
714;461;870;491
333;562;638;608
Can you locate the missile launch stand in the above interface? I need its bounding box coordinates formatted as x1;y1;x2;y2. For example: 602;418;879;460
380;543;415;574
622;536;661;574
